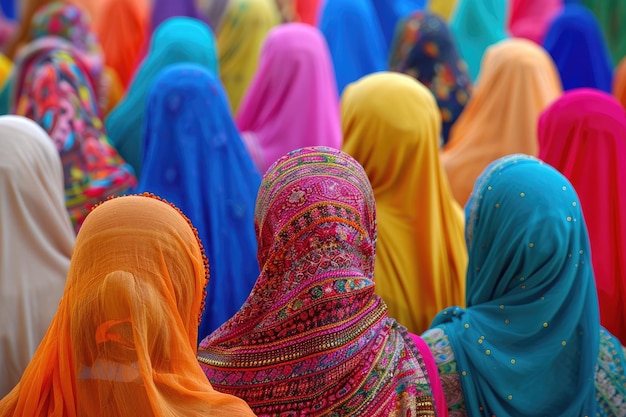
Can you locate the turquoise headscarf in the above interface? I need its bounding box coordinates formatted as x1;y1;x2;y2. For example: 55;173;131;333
431;155;599;416
449;0;508;81
104;17;218;177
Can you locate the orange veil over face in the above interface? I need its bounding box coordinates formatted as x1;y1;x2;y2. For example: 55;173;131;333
0;195;255;417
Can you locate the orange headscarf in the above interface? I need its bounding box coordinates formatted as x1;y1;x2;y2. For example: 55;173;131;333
442;38;562;207
613;56;626;110
0;195;255;417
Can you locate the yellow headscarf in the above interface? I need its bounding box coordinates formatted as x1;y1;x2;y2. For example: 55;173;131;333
342;72;467;334
428;0;459;21
0;53;12;88
217;0;279;114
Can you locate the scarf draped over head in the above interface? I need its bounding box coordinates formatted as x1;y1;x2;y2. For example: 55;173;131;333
370;0;426;51
341;72;467;334
0;195;256;416
0;115;74;397
138;63;261;340
538;89;626;343
236;23;342;174
13;45;136;230
105;16;218;177
198;147;438;416
507;0;562;44
431;155;599;417
389;10;472;145
442;38;562;207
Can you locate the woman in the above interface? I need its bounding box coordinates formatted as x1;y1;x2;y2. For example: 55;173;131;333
105;17;218;177
538;89;626;344
139;64;261;340
0;116;74;398
317;0;387;94
389;11;472;146
0;195;256;416
216;0;279;113
422;154;625;416
543;4;613;93
13;46;136;230
198;147;446;416
507;0;562;44
237;23;341;174
441;38;562;207
342;72;467;334
449;0;508;81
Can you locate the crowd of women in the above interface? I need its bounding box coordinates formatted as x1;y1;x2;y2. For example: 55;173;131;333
0;0;625;415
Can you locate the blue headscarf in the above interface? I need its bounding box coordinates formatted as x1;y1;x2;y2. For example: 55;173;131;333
0;0;14;20
370;0;426;50
138;63;261;340
105;17;218;178
318;0;387;94
431;155;599;416
543;4;613;93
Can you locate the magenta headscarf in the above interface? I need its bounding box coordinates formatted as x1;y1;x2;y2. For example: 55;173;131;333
236;23;342;174
508;0;563;44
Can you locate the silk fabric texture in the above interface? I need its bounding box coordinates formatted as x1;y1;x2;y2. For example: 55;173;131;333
236;23;342;175
138;63;261;340
198;147;440;416
538;89;626;344
342;72;467;334
105;17;218;177
442;38;562;207
388;11;472;145
431;155;599;417
507;0;562;44
543;4;613;93
217;0;279;114
317;0;387;94
0;195;256;416
0;116;74;397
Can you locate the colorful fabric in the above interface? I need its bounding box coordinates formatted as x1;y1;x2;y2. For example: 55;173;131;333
217;0;279;113
318;0;387;94
296;0;320;24
583;0;626;65
442;38;562;207
138;63;261;340
449;0;508;81
236;23;342;174
0;195;256;417
613;57;626;109
427;0;458;21
431;154;600;417
389;11;472;145
150;0;205;33
508;0;562;44
538;89;626;344
198;147;440;416
1;0;14;20
0;116;74;397
13;46;136;231
543;4;613;93
198;0;230;30
105;17;218;177
341;72;467;334
370;0;426;51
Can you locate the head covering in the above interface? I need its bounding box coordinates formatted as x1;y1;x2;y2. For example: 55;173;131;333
370;0;426;50
236;23;342;174
0;52;11;86
94;0;149;88
1;0;15;20
538;89;626;343
217;0;279;114
442;38;562;207
543;4;613;93
427;0;458;21
295;0;320;24
198;147;439;416
105;17;218;177
389;10;472;145
150;0;204;33
341;72;467;334
66;0;100;20
197;0;230;30
508;0;562;44
613;57;626;109
318;0;387;94
583;0;626;65
138;63;261;340
449;0;508;81
0;115;74;398
13;47;136;230
431;154;599;417
0;195;256;416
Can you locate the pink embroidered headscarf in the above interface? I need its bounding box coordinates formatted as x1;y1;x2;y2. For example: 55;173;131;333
236;23;342;174
538;88;626;343
508;0;563;44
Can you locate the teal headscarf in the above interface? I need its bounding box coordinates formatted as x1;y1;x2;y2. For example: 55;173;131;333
431;155;599;416
104;17;218;177
449;0;508;81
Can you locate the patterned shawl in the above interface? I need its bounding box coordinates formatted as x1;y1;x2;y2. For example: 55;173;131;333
198;147;438;416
